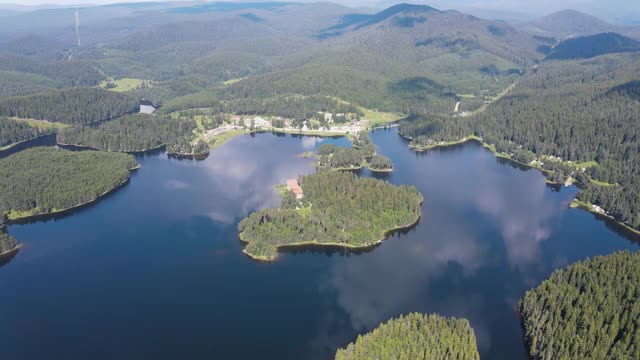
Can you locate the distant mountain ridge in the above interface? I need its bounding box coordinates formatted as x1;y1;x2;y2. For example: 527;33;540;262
522;9;640;41
319;3;440;36
546;32;640;60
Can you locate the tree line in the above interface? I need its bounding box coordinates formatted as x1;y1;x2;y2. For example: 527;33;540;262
0;117;53;148
0;147;138;219
317;143;366;169
0;88;139;125
335;313;480;360
518;251;640;360
238;171;422;260
58;114;201;154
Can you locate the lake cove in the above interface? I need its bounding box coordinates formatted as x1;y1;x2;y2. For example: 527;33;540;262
1;128;639;359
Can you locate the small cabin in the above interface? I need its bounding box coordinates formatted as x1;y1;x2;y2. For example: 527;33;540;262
286;179;304;199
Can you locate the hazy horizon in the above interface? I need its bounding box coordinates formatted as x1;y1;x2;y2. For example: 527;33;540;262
0;0;638;25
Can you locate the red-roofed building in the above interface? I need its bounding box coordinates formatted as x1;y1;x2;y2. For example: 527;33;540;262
286;179;304;199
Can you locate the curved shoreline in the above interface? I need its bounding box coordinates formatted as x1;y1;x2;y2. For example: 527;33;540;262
570;200;640;237
368;167;393;173
6;165;139;224
401;131;639;235
239;198;423;262
0;243;22;258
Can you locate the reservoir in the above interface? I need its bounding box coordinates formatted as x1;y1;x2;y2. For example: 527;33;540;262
1;128;638;359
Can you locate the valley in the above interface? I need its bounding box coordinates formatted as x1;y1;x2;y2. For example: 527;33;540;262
1;1;640;359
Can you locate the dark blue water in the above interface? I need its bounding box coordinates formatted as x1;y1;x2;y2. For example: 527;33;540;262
1;129;638;359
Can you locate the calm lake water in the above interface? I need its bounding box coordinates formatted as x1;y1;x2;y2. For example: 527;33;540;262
1;129;639;359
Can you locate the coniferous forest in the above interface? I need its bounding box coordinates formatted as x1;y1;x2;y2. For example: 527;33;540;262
0;2;640;358
238;171;422;260
399;53;640;231
0;117;53;148
58;114;199;153
518;251;640;360
0;147;138;219
0;88;139;125
335;313;480;360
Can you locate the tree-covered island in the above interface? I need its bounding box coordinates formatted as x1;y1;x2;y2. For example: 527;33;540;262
0;147;139;221
518;251;640;360
335;313;480;360
238;171;422;261
316;132;394;172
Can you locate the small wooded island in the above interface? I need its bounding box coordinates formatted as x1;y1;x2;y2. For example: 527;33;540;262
238;171;422;261
335;313;480;360
316;143;394;172
518;251;640;360
0;147;138;221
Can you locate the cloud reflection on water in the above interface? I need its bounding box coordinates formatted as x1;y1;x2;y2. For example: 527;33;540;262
318;139;568;355
192;134;316;223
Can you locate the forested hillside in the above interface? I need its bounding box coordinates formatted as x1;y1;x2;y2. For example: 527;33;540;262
546;32;640;60
58;114;199;153
0;147;138;220
519;251;640;359
335;313;480;360
399;52;640;231
238;171;422;260
0;88;139;124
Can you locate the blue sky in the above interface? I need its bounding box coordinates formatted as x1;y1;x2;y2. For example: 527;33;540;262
2;0;639;23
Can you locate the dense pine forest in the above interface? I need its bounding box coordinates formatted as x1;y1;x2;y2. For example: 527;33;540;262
0;88;139;125
369;155;393;171
335;313;480;360
0;147;138;220
518;251;640;360
316;143;394;172
58;114;201;153
238;171;422;260
0;117;53;148
317;144;366;169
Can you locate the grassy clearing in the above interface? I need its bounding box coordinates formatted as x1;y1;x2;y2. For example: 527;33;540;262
223;77;246;85
99;78;149;92
10;117;68;131
208;129;247;149
573;160;598;168
361;108;405;128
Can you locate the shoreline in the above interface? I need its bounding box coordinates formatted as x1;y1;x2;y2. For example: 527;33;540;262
570;199;640;236
0;243;22;258
404;134;569;184
6;165;139;224
402;132;638;235
239;197;423;262
369;167;393;173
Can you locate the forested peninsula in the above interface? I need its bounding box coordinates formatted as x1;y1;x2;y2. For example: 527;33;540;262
335;313;480;360
58;113;207;155
238;171;422;261
0;88;139;125
0;147;138;221
518;251;640;360
0;232;19;257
